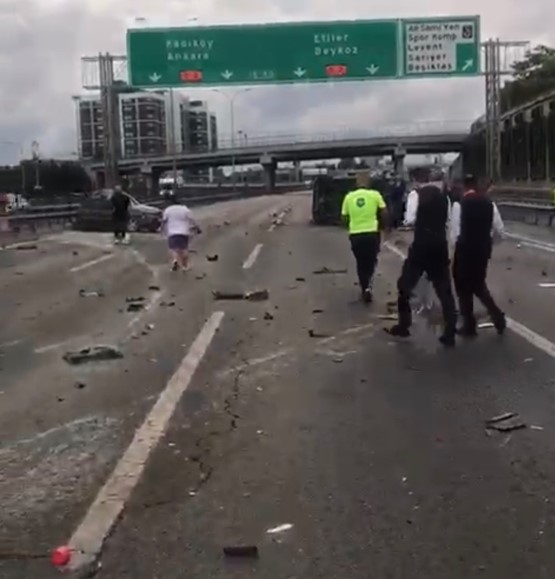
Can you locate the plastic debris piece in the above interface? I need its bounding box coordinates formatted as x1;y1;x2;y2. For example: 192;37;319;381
245;289;269;302
63;346;123;365
524;358;534;363
263;312;274;321
312;309;324;314
51;546;71;567
486;412;517;425
530;425;544;431
127;302;145;312
266;523;293;534
489;417;526;433
313;267;348;275
478;322;494;329
308;329;329;338
206;254;219;262
295;277;306;282
148;285;160;291
79;289;104;298
212;290;245;301
126;296;146;303
223;545;259;558
15;244;38;250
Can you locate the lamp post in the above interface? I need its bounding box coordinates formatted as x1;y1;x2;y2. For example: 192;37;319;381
211;88;252;189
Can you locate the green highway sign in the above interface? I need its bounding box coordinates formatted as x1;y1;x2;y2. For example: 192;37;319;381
127;20;400;87
127;16;481;88
402;17;480;77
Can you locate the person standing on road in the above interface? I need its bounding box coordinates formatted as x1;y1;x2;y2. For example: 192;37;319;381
161;193;201;272
387;182;458;347
111;185;130;245
341;171;389;303
450;175;506;337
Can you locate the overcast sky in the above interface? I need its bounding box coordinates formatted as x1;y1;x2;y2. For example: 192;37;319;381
0;0;553;164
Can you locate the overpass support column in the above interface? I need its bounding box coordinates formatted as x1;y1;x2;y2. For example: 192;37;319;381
392;146;406;177
293;160;302;183
260;154;277;192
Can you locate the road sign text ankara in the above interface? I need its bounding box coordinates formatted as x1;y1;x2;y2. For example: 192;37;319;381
127;16;480;88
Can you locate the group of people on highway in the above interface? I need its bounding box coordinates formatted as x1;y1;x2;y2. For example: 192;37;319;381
110;187;199;272
341;170;506;347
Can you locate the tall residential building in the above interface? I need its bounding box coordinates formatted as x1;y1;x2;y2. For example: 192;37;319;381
76;95;104;161
75;89;218;160
119;92;167;158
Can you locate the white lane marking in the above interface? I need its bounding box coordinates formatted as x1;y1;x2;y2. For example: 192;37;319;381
0;339;22;349
218;349;291;377
66;311;225;571
539;283;555;288
507;317;555;359
34;340;71;354
385;241;555;360
505;233;555;253
70;253;114;273
242;243;263;270
384;241;407;260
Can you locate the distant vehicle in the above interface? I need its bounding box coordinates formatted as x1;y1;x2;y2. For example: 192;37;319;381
74;189;162;233
3;193;30;213
312;175;356;225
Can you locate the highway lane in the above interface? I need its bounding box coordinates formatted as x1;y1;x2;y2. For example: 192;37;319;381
1;195;555;578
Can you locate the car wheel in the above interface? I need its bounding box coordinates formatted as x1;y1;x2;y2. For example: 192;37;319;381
128;218;139;232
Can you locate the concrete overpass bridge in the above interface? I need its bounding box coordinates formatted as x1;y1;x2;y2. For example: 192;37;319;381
87;121;471;188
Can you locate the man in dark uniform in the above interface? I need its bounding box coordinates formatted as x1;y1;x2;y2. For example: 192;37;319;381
387;183;457;347
111;185;130;245
450;175;506;337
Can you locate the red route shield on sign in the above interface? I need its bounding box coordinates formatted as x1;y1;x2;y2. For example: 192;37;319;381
325;64;348;77
180;70;203;82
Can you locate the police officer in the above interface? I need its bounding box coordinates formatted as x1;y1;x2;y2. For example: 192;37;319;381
387;181;457;347
341;171;389;303
450;175;506;336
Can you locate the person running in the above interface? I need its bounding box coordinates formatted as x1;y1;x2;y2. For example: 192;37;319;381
450;175;506;337
387;182;457;347
111;185;130;245
341;171;389;303
161;193;201;272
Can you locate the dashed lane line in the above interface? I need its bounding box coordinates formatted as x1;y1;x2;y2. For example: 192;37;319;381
66;310;225;572
384;240;555;361
242;243;263;270
69;253;114;273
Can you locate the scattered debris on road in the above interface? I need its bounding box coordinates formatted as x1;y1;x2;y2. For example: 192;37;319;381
14;244;38;250
207;254;219;262
51;546;71;567
530;425;544;431
266;523;293;535
224;220;231;226
63;346;124;365
295;277;306;282
486;412;526;433
308;329;330;338
223;546;259;558
127;302;145;312
161;301;176;307
478;322;494;329
541;270;548;277
79;289;104;298
313;266;348;275
312;309;324;314
195;273;207;280
245;289;270;302
126;296;146;303
213;290;245;301
263;311;274;321
74;382;86;390
148;285;161;291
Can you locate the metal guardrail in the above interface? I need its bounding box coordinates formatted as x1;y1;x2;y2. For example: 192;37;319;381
497;201;554;227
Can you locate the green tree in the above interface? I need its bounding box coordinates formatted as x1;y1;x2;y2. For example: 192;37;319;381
500;45;555;112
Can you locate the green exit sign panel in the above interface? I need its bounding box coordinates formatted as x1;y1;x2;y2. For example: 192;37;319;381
127;20;399;87
402;16;481;77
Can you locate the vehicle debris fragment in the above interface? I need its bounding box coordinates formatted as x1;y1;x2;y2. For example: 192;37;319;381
79;289;104;298
313;266;348;275
486;412;526;432
223;546;259;558
14;244;38;250
63;346;124;365
245;289;269;301
266;523;293;534
207;254;219;262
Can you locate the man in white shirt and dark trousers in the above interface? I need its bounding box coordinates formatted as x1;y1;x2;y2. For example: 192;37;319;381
387;182;458;347
450;175;506;337
161;193;201;272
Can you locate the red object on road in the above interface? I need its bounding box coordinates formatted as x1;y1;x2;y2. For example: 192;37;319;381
325;64;348;77
180;70;203;82
51;546;71;567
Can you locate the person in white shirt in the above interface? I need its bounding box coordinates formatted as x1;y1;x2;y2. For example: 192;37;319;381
449;175;506;337
161;195;201;272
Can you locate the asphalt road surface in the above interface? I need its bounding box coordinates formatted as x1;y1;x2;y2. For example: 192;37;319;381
2;192;555;579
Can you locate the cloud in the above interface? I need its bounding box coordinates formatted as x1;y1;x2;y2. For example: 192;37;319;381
0;0;553;163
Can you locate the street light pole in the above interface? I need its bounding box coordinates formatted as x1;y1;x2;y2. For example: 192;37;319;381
169;88;178;187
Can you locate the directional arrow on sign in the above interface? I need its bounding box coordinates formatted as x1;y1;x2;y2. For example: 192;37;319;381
366;65;380;76
462;59;474;72
149;73;161;83
221;70;234;80
293;67;306;78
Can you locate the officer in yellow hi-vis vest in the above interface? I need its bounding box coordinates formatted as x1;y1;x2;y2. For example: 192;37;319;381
341;171;389;303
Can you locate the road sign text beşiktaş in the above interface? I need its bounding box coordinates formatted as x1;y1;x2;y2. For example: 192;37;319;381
127;20;399;87
127;16;481;88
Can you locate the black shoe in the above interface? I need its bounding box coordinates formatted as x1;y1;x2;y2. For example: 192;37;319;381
494;316;507;336
385;325;410;338
456;326;478;339
439;333;456;347
362;288;373;304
